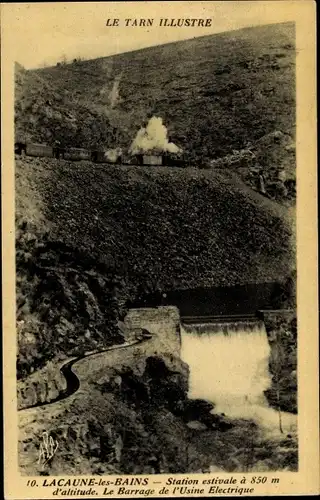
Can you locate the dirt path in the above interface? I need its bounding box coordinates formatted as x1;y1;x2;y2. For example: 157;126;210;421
228;171;295;224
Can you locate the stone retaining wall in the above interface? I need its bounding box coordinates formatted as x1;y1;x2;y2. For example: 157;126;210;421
124;306;181;356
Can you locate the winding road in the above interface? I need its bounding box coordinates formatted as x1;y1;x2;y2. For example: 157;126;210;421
19;337;150;412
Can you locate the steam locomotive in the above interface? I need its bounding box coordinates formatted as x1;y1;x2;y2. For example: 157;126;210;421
14;141;190;168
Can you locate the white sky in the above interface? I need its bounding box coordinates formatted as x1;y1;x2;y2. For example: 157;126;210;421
2;1;301;69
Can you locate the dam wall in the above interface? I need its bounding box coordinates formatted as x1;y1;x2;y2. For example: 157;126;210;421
258;308;295;321
128;282;283;317
124;306;181;356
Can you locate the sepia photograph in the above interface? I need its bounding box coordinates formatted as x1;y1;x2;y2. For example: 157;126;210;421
2;1;318;498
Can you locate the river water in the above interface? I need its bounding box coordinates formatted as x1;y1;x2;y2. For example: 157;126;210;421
180;321;296;436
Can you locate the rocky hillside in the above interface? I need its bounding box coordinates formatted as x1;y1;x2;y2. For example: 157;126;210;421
15;22;295;160
19;352;297;475
15;22;296;381
17;157;294;290
265;311;297;414
15;23;297;474
16;156;295;379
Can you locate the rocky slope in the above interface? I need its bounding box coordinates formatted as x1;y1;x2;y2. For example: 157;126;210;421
16;155;295;379
19;353;297;475
15;21;297;474
15;22;295;160
265;311;297;414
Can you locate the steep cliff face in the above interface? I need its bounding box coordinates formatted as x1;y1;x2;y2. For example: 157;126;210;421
16;233;126;379
17;360;67;410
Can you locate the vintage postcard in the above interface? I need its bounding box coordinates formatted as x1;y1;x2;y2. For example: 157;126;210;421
1;1;319;498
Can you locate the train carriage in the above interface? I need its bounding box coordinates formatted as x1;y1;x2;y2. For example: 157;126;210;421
15;142;54;157
134;153;163;166
63;147;92;161
14;140;190;168
26;143;54;157
162;153;190;168
142;154;163;166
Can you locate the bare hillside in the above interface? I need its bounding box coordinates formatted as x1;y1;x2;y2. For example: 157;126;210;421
15;22;295;159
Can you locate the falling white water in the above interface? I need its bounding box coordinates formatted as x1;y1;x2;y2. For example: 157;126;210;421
180;322;296;435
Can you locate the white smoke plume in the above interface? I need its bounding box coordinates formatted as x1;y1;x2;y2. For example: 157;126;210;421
104;147;122;163
129;116;182;154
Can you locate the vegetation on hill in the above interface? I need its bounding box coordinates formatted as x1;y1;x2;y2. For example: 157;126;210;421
15;23;296;204
209;131;296;203
265;311;297;414
15;63;122;148
15;22;295;160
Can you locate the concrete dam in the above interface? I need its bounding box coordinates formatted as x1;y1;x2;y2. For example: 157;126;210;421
125;293;295;435
128;282;284;317
19;281;295;431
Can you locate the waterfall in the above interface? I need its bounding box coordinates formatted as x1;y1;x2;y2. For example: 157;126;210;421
180;321;296;434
